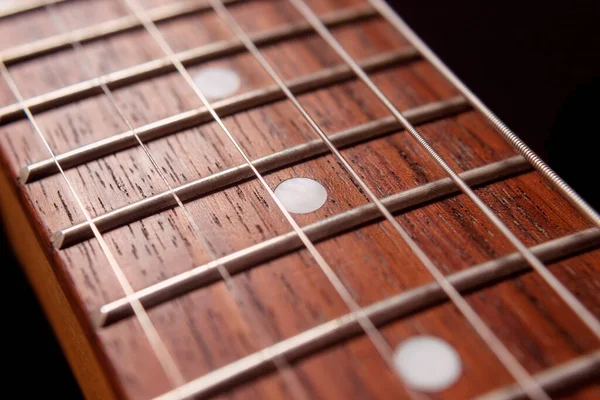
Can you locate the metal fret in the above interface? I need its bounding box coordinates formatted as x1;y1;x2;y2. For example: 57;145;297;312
0;4;378;124
96;155;533;326
51;96;469;249
0;0;244;65
476;351;600;400
20;48;418;184
0;0;66;19
149;228;600;399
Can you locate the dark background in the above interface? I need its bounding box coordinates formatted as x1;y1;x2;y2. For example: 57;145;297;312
2;0;599;397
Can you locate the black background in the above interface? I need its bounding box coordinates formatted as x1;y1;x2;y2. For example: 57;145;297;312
2;1;599;397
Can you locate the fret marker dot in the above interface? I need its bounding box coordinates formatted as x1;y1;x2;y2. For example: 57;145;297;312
193;67;241;100
393;336;462;392
274;178;327;214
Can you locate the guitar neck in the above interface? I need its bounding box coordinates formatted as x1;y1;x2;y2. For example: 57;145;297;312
0;0;598;399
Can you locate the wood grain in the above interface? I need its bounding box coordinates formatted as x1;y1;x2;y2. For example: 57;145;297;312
0;0;598;399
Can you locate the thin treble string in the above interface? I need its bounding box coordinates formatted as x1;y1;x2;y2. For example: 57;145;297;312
41;3;310;400
118;0;418;395
296;0;600;356
206;0;550;399
0;64;185;387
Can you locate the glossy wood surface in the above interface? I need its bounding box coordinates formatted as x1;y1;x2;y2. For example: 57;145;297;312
0;0;599;399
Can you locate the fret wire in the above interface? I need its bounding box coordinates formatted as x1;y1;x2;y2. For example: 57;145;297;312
0;0;66;19
53;96;467;249
103;224;600;328
207;0;550;399
119;1;416;398
43;3;311;399
0;4;378;123
94;156;544;327
369;0;600;230
1;0;246;66
150;228;600;399
0;59;186;390
22;49;418;184
366;0;600;337
476;351;600;400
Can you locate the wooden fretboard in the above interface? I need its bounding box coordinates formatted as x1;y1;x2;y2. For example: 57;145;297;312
0;0;598;399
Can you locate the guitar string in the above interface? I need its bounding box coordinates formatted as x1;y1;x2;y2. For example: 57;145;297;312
119;1;428;399
5;1;584;398
0;2;592;400
339;0;600;341
368;0;600;338
205;0;553;399
0;3;556;400
21;0;600;396
356;0;600;340
121;0;551;399
0;59;186;389
302;0;600;348
40;2;311;399
290;0;600;392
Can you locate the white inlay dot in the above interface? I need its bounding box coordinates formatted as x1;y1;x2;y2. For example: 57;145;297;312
393;336;462;392
274;178;327;214
193;67;240;100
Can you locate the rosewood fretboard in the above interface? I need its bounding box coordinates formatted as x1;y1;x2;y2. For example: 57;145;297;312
0;0;598;399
